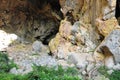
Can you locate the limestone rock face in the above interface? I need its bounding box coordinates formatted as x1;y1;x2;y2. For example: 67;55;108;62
49;20;96;60
94;29;120;68
32;40;50;53
0;0;120;78
96;17;118;36
0;30;18;51
59;0;83;20
49;33;71;59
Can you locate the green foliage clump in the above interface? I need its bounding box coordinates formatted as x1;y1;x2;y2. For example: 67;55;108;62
0;52;17;73
0;73;22;80
0;51;81;80
109;70;120;80
98;66;120;80
0;66;81;80
24;65;81;80
98;66;109;78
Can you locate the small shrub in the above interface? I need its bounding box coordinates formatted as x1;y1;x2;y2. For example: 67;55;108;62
0;64;81;80
98;66;120;80
109;70;120;80
0;52;17;73
25;65;81;80
0;52;82;80
98;66;109;78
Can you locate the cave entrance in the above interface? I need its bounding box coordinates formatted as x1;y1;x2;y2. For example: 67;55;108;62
0;0;62;45
115;0;120;25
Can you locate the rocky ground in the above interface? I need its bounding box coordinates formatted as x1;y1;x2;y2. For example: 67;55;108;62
0;0;120;80
0;25;120;80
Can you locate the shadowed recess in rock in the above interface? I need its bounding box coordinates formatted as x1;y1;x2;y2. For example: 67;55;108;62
115;0;120;25
0;0;63;45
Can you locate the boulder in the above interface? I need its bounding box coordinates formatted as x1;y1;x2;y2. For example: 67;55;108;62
49;34;72;59
59;0;84;18
67;53;88;69
49;20;96;59
96;17;118;36
0;30;18;51
59;20;72;39
32;40;50;53
94;29;120;67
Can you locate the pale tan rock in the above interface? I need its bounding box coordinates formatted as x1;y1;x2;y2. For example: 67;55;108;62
107;0;116;7
49;32;73;59
59;20;72;39
113;64;120;70
96;17;118;36
57;43;71;59
68;53;88;69
57;60;74;67
49;33;64;53
94;29;120;69
59;0;84;17
87;54;95;62
105;55;114;69
94;51;105;63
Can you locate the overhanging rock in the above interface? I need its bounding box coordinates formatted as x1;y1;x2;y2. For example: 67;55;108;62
94;29;120;65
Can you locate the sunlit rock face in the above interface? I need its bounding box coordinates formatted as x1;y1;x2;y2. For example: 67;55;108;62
59;0;84;24
94;29;120;69
0;30;18;51
0;0;62;44
96;17;118;37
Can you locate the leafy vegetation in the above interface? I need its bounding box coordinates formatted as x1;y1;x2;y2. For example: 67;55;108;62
0;52;17;73
98;66;109;78
0;52;81;80
109;70;120;80
98;66;120;80
26;65;81;80
0;65;81;80
1;51;120;80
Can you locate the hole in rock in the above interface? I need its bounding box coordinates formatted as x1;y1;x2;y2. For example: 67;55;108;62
115;0;120;25
0;0;63;45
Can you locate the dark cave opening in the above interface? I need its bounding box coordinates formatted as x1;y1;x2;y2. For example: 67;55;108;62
115;0;120;25
27;0;63;45
28;0;61;11
0;0;63;45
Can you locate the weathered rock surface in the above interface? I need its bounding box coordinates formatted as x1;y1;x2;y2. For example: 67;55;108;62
32;40;50;53
96;17;118;36
59;0;83;22
0;0;119;79
49;20;96;59
94;29;120;68
0;30;18;51
67;53;89;69
7;42;57;74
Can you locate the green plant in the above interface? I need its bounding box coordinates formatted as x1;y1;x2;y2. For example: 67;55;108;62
98;66;109;78
0;64;82;80
109;70;120;80
0;73;26;80
0;52;17;73
25;65;81;80
0;51;82;80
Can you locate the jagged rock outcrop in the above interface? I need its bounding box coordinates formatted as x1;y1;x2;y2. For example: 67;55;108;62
94;29;120;68
96;17;118;36
49;20;96;59
0;0;120;79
